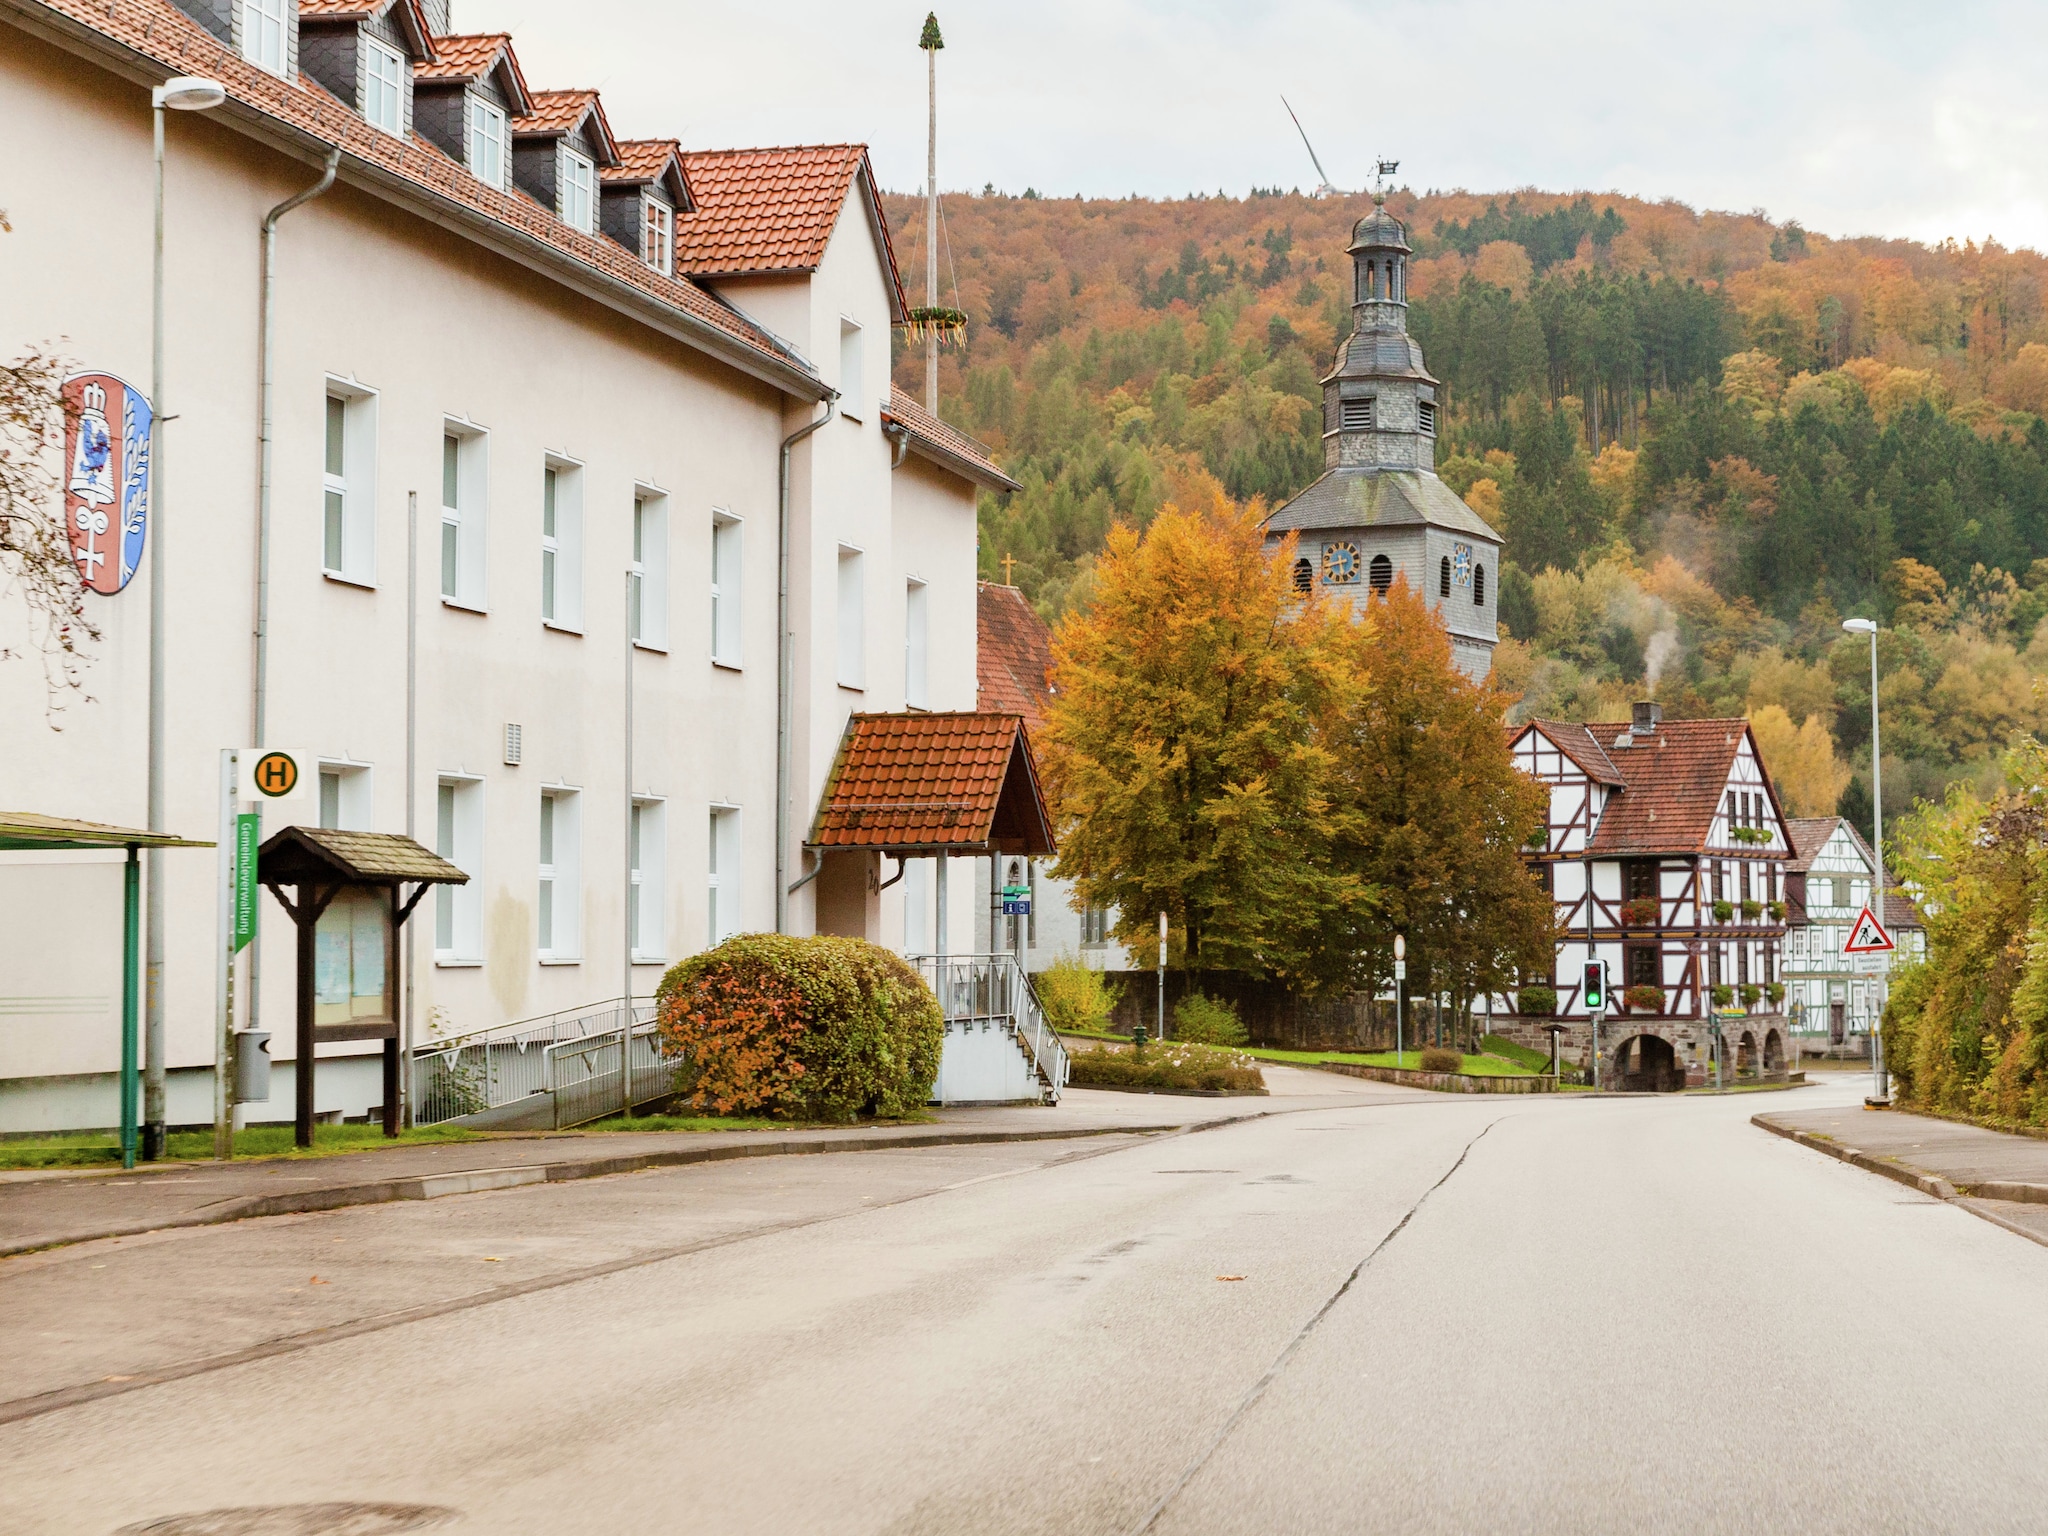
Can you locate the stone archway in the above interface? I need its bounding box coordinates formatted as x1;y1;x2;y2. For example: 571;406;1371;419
1763;1029;1785;1072
1613;1032;1684;1093
1736;1030;1757;1074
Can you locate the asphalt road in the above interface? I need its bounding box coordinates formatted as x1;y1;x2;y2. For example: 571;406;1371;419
6;1073;2047;1535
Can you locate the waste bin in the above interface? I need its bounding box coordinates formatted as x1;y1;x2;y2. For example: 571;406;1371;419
234;1029;271;1104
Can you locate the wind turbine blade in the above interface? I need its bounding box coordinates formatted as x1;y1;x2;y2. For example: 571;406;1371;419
1281;95;1335;190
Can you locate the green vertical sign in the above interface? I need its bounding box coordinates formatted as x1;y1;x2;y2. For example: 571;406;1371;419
234;813;260;951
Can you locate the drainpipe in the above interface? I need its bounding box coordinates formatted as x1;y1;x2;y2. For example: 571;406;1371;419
883;421;911;469
247;148;338;1058
776;399;836;934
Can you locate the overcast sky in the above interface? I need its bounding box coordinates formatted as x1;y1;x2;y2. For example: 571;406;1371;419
464;0;2048;251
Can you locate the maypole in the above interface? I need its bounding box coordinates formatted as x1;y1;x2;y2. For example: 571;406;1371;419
911;13;965;408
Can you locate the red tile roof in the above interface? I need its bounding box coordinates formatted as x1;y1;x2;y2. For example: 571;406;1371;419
20;0;817;396
1785;816;1844;873
977;583;1053;732
604;139;691;209
300;0;432;55
1571;717;1783;857
675;145;908;318
882;387;1019;492
808;713;1054;854
1519;719;1625;786
512;89;616;161
414;32;508;79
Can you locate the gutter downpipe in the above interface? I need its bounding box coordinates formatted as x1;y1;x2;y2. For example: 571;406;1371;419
776;400;836;935
248;149;339;1062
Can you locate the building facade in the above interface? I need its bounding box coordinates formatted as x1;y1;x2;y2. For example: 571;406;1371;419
0;0;1013;1131
1265;198;1502;680
1784;816;1924;1050
1507;705;1794;1087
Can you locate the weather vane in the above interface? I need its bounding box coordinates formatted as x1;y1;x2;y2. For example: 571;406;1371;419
1372;158;1400;203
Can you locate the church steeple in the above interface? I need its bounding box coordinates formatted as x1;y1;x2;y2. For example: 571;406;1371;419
1323;196;1439;473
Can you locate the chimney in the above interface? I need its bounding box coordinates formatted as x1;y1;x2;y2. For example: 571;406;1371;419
1631;701;1662;736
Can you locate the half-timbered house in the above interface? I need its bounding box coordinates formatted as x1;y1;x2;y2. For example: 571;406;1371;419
1506;703;1793;1087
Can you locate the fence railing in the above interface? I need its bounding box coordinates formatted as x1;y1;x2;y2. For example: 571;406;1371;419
909;953;1068;1102
412;996;660;1127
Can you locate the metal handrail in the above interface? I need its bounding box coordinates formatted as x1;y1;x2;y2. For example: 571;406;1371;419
412;995;657;1125
908;952;1069;1101
419;993;656;1054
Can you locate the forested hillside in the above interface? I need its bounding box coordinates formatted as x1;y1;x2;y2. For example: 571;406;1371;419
884;185;2048;822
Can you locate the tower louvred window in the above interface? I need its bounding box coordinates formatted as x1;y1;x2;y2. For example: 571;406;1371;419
1369;554;1393;593
1340;398;1374;431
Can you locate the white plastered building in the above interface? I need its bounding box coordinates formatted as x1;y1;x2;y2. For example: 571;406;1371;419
0;0;1017;1132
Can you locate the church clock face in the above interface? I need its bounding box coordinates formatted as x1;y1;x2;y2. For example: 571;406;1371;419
1321;541;1360;584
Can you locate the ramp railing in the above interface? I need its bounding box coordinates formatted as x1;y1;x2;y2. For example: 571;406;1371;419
908;953;1068;1103
412;996;660;1126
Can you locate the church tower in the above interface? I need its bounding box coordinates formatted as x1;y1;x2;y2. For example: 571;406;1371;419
1265;195;1503;680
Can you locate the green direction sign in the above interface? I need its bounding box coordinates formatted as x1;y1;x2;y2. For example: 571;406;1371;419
234;813;260;951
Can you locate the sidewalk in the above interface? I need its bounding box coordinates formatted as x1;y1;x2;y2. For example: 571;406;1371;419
0;1067;1405;1257
1754;1103;2048;1246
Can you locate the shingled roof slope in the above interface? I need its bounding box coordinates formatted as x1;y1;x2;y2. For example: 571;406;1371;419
1580;717;1777;857
1785;816;1842;872
883;387;1019;492
977;584;1054;732
14;0;818;397
808;713;1053;854
1521;719;1626;787
674;145;908;319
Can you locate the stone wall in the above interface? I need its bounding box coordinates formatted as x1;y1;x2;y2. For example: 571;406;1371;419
1102;972;1478;1053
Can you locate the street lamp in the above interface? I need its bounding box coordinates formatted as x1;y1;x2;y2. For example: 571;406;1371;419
1843;617;1889;1106
1393;933;1406;1062
143;74;225;1159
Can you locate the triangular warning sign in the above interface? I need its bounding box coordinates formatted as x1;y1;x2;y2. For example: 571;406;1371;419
1843;905;1895;954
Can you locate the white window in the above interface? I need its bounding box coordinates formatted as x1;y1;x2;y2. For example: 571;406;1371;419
441;424;487;610
643;196;673;276
434;776;484;961
559;146;597;233
711;512;742;667
363;38;403;136
317;761;372;831
1082;905;1112;947
538;788;581;961
839;318;865;421
241;0;286;74
904;578;929;709
630;797;666;962
631;492;669;649
837;545;865;689
322;383;376;585
542;457;583;631
468;98;507;190
707;806;740;947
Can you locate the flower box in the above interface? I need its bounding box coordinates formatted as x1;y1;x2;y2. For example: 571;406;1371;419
1620;897;1661;927
1623;985;1666;1013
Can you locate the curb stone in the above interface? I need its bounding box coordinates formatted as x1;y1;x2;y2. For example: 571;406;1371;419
1;1120;1244;1259
1752;1115;2048;1249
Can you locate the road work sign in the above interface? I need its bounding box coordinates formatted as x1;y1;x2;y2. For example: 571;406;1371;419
1843;906;1895;954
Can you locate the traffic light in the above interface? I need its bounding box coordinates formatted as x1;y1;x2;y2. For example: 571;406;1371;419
1583;960;1606;1013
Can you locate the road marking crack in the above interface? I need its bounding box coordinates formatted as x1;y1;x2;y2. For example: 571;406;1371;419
1127;1117;1504;1535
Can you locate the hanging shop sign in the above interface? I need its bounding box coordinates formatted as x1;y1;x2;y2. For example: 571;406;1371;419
62;372;152;596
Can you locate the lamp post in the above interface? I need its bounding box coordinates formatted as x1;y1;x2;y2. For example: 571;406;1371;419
1844;616;1889;1105
143;74;225;1160
1393;933;1406;1063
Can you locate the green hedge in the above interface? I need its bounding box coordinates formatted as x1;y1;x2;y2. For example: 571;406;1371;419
1069;1039;1264;1093
655;934;941;1121
1173;990;1249;1046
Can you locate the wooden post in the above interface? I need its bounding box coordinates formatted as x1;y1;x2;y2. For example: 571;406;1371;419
295;896;316;1149
382;1038;399;1137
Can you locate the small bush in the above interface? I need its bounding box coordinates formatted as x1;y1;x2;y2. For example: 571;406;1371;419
1516;984;1557;1017
1765;982;1785;1004
1035;954;1122;1034
1711;983;1735;1007
1418;1046;1463;1073
655;934;941;1121
1069;1039;1264;1093
1741;899;1763;919
1712;900;1734;922
1740;983;1762;1006
1173;990;1249;1046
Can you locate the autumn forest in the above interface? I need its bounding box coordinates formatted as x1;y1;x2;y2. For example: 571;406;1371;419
884;184;2048;827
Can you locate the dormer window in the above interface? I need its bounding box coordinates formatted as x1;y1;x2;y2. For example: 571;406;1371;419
1340;397;1374;431
559;148;597;233
363;39;404;136
469;99;508;190
241;0;286;74
642;197;673;276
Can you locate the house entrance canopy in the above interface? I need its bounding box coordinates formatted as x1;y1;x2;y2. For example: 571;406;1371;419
806;712;1055;857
